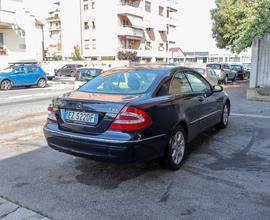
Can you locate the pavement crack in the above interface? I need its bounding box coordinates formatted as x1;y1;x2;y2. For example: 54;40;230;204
159;181;173;203
0;206;20;219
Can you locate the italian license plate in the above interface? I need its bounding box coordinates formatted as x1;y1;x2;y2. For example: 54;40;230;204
64;110;99;125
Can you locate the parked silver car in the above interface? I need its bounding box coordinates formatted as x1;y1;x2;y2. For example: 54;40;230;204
192;67;219;86
206;63;236;84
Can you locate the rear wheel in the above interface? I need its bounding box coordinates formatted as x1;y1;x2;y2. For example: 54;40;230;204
1;80;12;90
224;76;228;84
37;78;46;88
217;102;230;129
160;126;187;170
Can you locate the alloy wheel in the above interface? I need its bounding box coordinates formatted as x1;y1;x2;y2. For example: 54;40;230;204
38;79;46;88
1;80;11;90
171;131;185;165
223;104;229;126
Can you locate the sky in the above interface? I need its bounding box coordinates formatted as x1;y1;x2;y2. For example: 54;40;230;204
23;0;219;52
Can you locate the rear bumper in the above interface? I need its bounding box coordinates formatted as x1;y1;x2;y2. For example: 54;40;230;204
43;123;168;163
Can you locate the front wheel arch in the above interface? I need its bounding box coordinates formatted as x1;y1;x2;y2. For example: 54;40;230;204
0;79;13;89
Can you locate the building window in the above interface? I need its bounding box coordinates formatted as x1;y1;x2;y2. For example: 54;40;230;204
91;1;95;9
145;42;152;50
92;21;96;29
159;6;164;16
145;1;151;12
84;4;88;10
122;19;129;27
84;22;89;30
84;40;90;50
0;33;4;48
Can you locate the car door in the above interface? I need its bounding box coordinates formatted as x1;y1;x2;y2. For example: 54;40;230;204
11;66;27;85
168;70;203;140
24;66;39;85
185;71;220;132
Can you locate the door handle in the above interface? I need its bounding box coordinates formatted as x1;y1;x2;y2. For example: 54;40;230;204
198;96;204;102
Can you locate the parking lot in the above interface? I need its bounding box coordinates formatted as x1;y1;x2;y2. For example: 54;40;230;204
0;80;270;220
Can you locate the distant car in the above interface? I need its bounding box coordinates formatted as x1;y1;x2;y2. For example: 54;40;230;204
192;67;219;85
44;66;231;170
230;64;249;80
0;63;47;90
206;63;236;84
55;64;83;77
74;68;102;90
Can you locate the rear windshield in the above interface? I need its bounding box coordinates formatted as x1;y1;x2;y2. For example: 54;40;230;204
77;69;101;81
207;64;221;70
231;65;242;70
79;70;158;95
193;68;205;75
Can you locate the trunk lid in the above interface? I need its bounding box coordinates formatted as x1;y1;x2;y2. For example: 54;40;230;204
55;91;143;134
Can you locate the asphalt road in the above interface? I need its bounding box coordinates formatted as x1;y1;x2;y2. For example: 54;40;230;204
0;80;270;220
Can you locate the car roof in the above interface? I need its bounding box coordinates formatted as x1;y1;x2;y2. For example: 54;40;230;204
78;67;103;70
100;65;194;78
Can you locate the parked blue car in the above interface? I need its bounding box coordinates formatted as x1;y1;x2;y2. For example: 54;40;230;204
0;64;47;90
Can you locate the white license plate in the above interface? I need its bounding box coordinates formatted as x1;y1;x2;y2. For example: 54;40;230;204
64;110;98;125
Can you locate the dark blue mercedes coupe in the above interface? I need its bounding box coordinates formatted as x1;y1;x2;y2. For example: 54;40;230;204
44;65;230;170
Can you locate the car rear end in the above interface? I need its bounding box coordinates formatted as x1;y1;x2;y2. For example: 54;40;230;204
206;63;225;82
44;68;169;163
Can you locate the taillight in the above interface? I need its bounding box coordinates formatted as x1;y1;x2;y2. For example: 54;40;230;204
48;104;57;121
221;68;225;73
109;106;152;131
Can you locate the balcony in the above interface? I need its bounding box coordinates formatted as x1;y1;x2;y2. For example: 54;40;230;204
167;16;178;26
117;3;143;18
49;26;61;32
118;26;143;39
0;9;16;26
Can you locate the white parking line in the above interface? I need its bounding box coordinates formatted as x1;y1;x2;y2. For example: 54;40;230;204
231;113;270;119
8;93;44;99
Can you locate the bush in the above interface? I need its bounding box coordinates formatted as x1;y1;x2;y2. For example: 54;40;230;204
101;56;115;61
118;51;139;62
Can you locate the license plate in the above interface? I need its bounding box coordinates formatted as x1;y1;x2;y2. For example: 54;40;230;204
64;110;98;125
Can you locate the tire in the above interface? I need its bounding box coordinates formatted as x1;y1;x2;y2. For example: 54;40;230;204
0;80;12;90
159;126;187;170
224;76;228;84
232;74;236;82
217;102;230;129
37;78;46;88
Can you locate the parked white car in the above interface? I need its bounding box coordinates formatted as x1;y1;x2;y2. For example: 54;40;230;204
74;68;103;90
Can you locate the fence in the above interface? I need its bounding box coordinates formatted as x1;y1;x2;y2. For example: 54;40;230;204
250;33;270;88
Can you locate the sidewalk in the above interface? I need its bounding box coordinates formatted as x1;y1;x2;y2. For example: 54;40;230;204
0;197;51;220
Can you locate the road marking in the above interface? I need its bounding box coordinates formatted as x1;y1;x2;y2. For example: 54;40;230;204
8;93;44;99
231;113;270;119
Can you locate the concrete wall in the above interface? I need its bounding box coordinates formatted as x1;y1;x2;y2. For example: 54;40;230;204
250;33;270;88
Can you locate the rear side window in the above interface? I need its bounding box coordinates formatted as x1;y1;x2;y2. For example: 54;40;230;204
193;68;205;75
77;69;101;81
207;64;221;70
27;66;38;73
169;71;192;95
185;72;211;93
79;70;159;95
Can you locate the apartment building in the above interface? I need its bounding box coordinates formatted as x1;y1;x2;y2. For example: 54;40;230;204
0;0;44;67
46;1;61;57
60;0;180;62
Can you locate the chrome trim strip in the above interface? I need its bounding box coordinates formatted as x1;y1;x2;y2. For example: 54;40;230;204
190;110;222;125
44;127;166;144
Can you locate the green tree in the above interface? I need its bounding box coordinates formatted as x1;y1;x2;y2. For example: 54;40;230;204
211;0;270;53
71;45;83;61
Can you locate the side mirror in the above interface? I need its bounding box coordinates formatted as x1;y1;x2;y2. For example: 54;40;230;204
212;85;223;93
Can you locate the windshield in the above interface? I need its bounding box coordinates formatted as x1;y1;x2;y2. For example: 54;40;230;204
79;70;159;95
77;69;101;81
0;65;14;73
